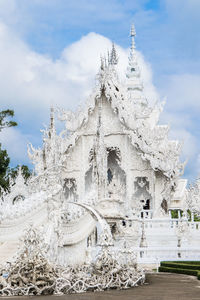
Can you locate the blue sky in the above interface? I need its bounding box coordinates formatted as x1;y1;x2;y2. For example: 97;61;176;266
0;0;200;183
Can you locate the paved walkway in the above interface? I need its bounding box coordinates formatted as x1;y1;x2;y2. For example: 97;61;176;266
2;273;200;300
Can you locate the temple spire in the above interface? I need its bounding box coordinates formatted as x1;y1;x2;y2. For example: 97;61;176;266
49;106;56;137
130;24;136;52
50;107;55;131
126;24;145;104
109;43;118;65
126;24;140;80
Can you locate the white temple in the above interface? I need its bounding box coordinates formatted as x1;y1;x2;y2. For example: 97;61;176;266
1;25;200;275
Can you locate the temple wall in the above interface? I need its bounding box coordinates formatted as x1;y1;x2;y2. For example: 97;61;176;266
61;96;167;216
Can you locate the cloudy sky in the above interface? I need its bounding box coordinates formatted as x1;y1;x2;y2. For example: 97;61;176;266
0;0;199;183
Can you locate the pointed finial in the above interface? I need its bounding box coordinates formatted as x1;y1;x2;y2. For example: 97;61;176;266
99;55;104;70
109;43;118;65
130;24;136;50
126;24;144;94
130;24;136;37
50;107;54;130
49;106;56;137
107;50;110;65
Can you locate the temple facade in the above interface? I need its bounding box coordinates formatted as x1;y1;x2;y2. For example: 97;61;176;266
1;26;200;269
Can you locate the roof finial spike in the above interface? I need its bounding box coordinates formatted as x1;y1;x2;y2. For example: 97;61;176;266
100;55;104;70
104;55;107;68
130;24;136;37
126;24;144;96
130;24;136;51
109;43;118;65
50;106;56;135
107;50;110;65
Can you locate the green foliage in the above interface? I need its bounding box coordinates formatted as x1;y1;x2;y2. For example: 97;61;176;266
160;262;200;270
0;109;17;131
187;210;200;222
0;109;31;194
9;165;32;183
159;266;199;277
159;261;200;280
170;210;200;222
170;210;183;218
0;144;10;192
175;261;200;265
171;210;179;218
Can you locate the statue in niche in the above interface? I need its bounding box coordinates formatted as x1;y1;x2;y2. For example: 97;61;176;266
107;171;125;202
132;177;152;215
63;178;77;202
106;147;126;201
85;148;98;194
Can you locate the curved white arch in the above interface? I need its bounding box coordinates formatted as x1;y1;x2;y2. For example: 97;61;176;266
68;202;112;241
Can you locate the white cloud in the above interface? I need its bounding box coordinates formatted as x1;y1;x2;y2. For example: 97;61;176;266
160;74;200;111
159;73;200;182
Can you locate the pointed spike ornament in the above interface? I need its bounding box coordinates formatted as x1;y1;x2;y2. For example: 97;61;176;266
126;24;139;79
97;43;118;88
100;56;104;70
49;106;56;141
126;24;147;105
109;43;118;65
130;24;136;51
50;107;55;132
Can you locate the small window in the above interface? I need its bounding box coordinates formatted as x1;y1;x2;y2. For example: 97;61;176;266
122;220;126;227
131;67;135;72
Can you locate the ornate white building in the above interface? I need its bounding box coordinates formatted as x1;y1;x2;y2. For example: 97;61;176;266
1;25;200;271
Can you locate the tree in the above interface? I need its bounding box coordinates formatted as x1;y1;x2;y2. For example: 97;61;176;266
0;109;31;193
0;146;10;192
0;109;17;131
9;165;32;183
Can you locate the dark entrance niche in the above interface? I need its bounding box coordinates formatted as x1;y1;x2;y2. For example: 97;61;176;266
85;148;95;193
63;178;77;202
107;168;113;184
133;177;152;210
161;199;168;213
107;147;126;191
